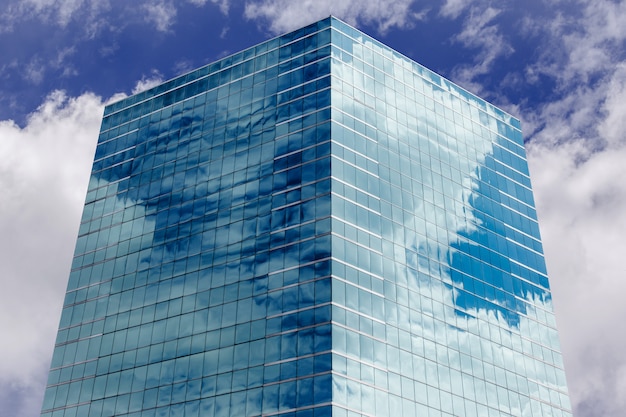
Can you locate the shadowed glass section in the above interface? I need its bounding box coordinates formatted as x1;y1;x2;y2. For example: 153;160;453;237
42;18;335;417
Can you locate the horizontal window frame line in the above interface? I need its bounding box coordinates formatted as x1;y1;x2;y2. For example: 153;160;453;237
261;400;333;417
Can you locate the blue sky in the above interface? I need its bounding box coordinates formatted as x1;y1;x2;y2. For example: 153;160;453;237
1;1;626;416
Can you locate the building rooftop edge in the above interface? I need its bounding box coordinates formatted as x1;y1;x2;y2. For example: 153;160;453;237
104;16;521;130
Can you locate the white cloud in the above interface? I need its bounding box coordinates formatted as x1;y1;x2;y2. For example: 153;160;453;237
51;46;78;77
187;0;230;15
13;48;77;90
244;0;425;35
23;56;46;84
143;0;177;32
213;0;230;15
528;131;626;417
0;0;187;36
0;0;230;33
598;63;626;147
99;41;119;58
0;90;105;417
173;59;195;76
14;0;83;27
220;24;229;39
0;0;106;29
520;4;626;415
132;69;165;94
525;0;626;87
439;0;472;19
449;6;513;94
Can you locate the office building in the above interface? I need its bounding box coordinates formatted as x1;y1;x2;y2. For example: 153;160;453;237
41;17;571;417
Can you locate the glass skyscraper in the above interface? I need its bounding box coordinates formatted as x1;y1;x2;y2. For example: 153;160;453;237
41;17;571;417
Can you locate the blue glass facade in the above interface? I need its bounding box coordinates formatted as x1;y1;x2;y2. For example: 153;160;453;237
41;17;571;417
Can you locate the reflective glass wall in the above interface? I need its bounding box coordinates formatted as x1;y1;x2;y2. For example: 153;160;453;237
41;16;571;417
327;18;570;417
42;18;336;417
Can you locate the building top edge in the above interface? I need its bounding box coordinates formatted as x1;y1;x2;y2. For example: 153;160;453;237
104;16;521;130
104;17;333;116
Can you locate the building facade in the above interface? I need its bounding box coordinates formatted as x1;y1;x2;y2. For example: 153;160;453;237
41;17;571;417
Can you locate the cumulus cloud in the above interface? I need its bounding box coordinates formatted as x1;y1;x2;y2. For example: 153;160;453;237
23;55;46;84
599;63;626;146
525;0;626;87
143;0;177;32
51;46;78;77
527;75;626;417
0;0;204;36
188;0;230;15
528;119;626;416
0;90;105;417
173;59;195;76
439;0;472;19
132;69;165;94
449;6;513;95
244;0;425;34
9;48;76;99
0;0;111;32
519;2;626;415
4;0;85;27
